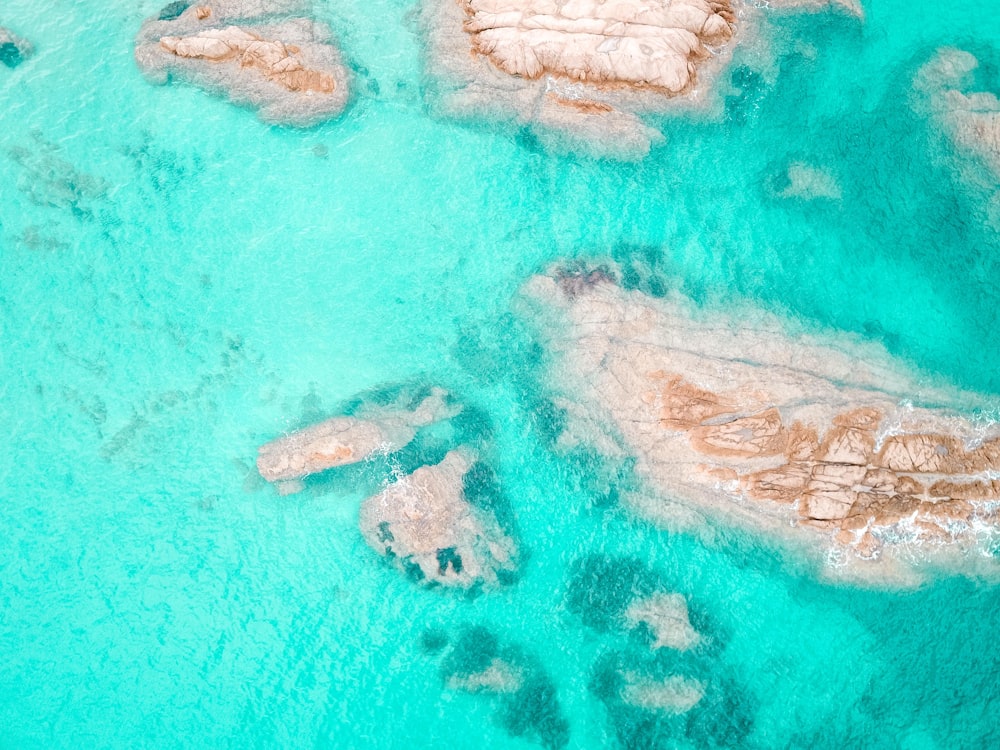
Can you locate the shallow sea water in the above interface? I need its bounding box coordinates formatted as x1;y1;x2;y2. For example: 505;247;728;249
1;0;999;748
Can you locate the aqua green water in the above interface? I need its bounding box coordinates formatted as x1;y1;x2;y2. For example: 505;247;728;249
2;1;999;747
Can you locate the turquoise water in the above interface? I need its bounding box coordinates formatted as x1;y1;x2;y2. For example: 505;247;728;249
2;0;1000;747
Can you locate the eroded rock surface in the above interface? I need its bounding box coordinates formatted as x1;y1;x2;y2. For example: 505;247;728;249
359;450;518;588
0;26;33;68
257;387;456;491
521;265;1000;578
423;0;740;158
464;0;736;93
135;1;349;125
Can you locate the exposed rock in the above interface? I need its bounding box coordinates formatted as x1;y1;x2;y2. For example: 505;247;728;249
135;2;349;126
625;592;701;651
359;450;518;588
621;673;705;714
420;0;743;159
257;387;456;487
0;27;33;69
520;265;1000;577
464;0;736;92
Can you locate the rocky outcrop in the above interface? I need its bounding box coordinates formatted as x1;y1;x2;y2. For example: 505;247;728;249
135;2;349;126
359;450;518;589
625;592;701;651
0;26;33;68
257;387;456;493
421;0;740;159
521;265;1000;578
421;0;867;158
464;0;736;93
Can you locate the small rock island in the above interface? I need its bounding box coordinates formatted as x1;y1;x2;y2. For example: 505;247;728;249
135;1;350;126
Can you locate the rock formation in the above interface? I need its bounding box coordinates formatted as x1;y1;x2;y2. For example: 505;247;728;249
257;387;456;493
421;0;742;158
0;26;33;68
420;0;866;157
135;2;349;126
520;264;1000;578
359;450;518;588
625;592;701;651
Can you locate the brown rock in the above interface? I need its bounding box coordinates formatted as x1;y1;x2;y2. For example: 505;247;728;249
690;408;787;459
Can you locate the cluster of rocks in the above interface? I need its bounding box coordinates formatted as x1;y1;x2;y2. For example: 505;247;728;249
258;385;519;590
135;1;350;126
521;264;1000;577
0;26;33;68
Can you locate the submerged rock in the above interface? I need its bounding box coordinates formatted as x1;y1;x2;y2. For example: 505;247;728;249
914;48;1000;179
359;450;518;589
434;625;570;749
625;593;701;651
621;673;705;714
257;387;456;489
0;26;33;68
135;1;350;126
521;264;1000;579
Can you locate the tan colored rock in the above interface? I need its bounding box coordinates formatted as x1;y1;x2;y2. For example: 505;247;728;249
463;0;735;93
135;3;350;126
520;265;1000;578
359;450;519;589
256;388;456;487
625;593;701;651
420;0;743;159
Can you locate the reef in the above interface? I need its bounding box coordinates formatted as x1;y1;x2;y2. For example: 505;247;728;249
135;1;350;126
257;386;457;494
625;593;701;651
359;450;519;589
521;264;1000;579
0;26;33;68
